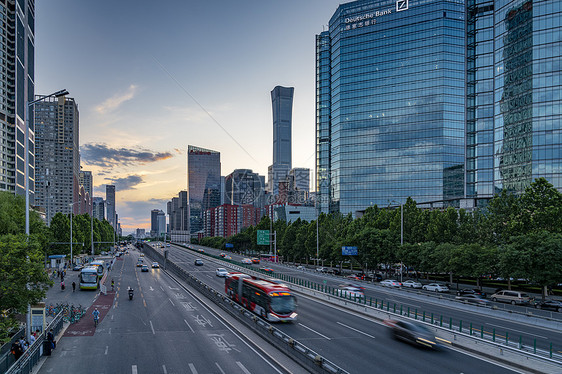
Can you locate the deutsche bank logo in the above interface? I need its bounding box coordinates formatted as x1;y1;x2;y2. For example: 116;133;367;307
396;0;408;11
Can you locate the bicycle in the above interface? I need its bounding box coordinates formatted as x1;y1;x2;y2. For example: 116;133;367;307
94;316;99;327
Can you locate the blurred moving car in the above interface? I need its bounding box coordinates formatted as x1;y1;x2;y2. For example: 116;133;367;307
194;259;204;266
251;258;260;264
260;267;274;273
141;265;149;272
456;288;487;298
402;280;422;289
380;279;402;288
385;319;438;349
136;262;143;267
216;268;229;277
455;294;490;305
366;273;383;282
316;267;327;272
296;265;305;270
339;283;366;291
219;253;226;258
151;262;159;268
533;299;562;312
224;255;232;260
422;283;449;292
490;290;531;305
337;286;365;300
241;258;252;264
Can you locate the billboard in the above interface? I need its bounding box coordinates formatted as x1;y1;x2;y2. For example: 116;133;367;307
342;246;358;256
225;243;234;248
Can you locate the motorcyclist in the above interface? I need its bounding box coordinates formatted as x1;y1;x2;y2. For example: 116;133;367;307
92;308;100;326
128;286;134;300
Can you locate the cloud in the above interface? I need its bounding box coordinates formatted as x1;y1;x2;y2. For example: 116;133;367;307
174;148;183;155
81;143;174;168
103;175;144;191
95;84;138;114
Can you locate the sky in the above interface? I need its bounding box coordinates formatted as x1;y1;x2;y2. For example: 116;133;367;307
35;0;346;233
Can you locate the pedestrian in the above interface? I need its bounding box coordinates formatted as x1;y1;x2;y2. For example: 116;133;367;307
11;341;23;361
47;329;55;350
72;281;76;292
111;280;114;291
61;280;65;291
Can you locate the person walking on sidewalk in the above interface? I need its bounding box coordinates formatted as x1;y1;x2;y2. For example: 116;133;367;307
111;280;114;291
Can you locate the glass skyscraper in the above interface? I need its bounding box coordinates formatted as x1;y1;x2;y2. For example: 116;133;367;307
187;145;221;234
317;0;466;215
467;0;562;201
268;86;294;196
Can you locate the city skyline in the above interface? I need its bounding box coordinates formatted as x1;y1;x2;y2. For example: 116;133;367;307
35;0;345;231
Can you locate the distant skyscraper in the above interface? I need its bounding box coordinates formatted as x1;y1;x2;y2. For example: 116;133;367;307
268;86;294;196
106;185;116;230
167;190;190;242
187;146;221;234
79;171;93;198
93;197;105;221
156;211;166;237
34;96;80;222
224;169;264;207
150;209;159;236
0;2;35;201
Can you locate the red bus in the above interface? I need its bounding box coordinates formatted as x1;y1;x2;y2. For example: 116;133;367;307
225;273;297;322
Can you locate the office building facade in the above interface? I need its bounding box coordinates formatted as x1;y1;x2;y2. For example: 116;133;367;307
187;145;221;234
268;86;294;196
224;169;264;207
167;190;190;241
93;197;105;221
0;1;35;201
79;171;93;198
465;0;562;202
317;0;466;215
34;96;80;223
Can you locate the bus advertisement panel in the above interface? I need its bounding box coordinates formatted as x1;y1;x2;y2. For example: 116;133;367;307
225;273;297;322
79;267;99;290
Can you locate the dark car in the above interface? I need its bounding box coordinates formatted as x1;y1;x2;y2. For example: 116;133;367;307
260;267;274;273
72;264;84;271
456;288;487;298
141;265;149;272
455;294;491;306
534;299;562;312
385;319;438;349
194;259;204;266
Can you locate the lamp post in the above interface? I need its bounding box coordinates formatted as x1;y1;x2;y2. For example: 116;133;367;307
25;89;69;237
25;89;68;342
69;202;79;266
390;200;404;283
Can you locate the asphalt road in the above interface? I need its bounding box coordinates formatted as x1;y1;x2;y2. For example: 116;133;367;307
180;243;562;357
38;249;290;374
152;243;522;374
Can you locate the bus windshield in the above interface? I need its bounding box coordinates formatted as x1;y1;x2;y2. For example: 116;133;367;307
81;272;98;283
269;295;296;315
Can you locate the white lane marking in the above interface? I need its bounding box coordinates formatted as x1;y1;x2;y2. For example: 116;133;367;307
132;365;138;374
150;320;155;335
169;286;179;290
184;319;195;333
236;362;251;374
108;328;111;335
162;364;168;374
169;298;175;306
485;323;548;339
150;286;154;291
104;346;108;355
215;363;226;374
160;286;165;291
188;363;198;374
298;323;332;340
336;321;376;339
111;315;114;320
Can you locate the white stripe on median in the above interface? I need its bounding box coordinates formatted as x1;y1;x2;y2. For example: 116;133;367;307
132;365;138;374
236;362;251;374
298;323;332;340
150;320;155;335
188;363;198;374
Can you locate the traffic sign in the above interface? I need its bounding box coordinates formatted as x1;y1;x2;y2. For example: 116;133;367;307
257;230;270;245
342;246;358;256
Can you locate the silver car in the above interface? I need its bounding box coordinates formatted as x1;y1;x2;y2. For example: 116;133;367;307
380;279;402;288
215;268;229;277
402;280;422;289
422;283;449;292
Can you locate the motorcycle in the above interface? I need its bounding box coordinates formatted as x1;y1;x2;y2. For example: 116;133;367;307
128;288;134;300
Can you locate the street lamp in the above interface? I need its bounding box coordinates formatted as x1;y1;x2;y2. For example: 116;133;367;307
25;89;69;237
389;200;404;283
69;202;79;266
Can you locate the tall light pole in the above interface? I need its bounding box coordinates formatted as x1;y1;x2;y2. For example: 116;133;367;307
25;89;69;237
25;89;68;342
69;202;79;266
390;200;404;283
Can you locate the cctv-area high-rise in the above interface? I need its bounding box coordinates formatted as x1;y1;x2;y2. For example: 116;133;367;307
268;86;294;196
317;0;466;214
0;2;35;199
187;145;221;236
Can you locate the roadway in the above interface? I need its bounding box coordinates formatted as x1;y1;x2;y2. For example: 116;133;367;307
151;243;525;373
38;248;293;374
181;242;562;357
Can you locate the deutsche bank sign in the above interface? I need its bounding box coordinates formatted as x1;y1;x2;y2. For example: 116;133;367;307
342;246;358;256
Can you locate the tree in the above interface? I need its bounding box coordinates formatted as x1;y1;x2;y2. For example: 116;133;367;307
520;178;562;234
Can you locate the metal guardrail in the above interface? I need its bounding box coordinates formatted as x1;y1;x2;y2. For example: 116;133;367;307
142;243;349;374
4;311;64;374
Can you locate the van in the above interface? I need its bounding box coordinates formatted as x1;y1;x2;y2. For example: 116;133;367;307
490;290;531;305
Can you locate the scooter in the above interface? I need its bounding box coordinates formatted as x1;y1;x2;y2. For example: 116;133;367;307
128;288;134;300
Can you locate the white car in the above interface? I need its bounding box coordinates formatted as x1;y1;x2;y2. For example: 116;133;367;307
241;258;252;264
423;283;449;292
215;268;229;277
337;286;365;300
402;280;422;289
316;267;327;272
380;279;402;288
296;265;305;270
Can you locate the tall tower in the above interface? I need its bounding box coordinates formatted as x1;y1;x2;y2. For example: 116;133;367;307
106;185;116;230
34;96;80;223
0;1;35;200
268;86;294;196
187;145;221;235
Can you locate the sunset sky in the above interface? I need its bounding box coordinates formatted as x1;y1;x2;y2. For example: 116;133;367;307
35;0;346;232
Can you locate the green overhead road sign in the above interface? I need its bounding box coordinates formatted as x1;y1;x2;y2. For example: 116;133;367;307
257;230;270;245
